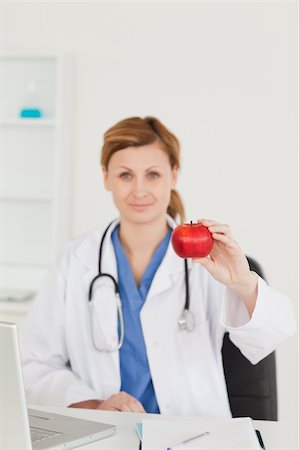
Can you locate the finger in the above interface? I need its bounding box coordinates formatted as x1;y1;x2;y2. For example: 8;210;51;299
208;224;232;236
196;218;220;227
119;400;145;413
118;392;145;412
134;400;146;413
212;232;238;249
119;404;132;412
97;401;119;412
107;392;131;411
192;256;215;273
128;400;145;413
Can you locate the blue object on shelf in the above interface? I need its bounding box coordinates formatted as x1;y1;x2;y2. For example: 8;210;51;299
19;108;43;118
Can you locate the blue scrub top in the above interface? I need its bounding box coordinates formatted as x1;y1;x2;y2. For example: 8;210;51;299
111;225;172;413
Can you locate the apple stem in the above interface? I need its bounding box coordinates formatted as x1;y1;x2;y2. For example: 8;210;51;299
190;220;193;226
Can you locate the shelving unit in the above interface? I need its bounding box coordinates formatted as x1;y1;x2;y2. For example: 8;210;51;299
0;119;56;127
0;53;73;324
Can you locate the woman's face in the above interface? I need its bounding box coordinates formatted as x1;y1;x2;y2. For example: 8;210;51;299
102;143;178;225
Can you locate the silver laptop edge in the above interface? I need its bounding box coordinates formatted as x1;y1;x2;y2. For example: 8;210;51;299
0;321;116;450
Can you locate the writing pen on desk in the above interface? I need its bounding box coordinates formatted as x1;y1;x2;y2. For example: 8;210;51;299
167;431;210;450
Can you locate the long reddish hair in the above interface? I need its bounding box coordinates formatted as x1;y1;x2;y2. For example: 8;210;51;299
101;116;185;223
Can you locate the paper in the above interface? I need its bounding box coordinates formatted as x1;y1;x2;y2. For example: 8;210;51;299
141;417;262;450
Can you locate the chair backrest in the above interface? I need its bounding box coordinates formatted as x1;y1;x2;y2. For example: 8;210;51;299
221;256;278;420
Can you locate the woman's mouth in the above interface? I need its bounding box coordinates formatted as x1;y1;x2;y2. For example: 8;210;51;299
128;203;153;210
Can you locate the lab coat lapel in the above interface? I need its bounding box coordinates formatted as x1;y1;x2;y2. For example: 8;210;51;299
146;241;185;300
146;215;185;300
77;219;120;282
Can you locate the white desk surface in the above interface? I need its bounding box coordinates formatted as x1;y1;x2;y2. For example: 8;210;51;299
31;405;298;450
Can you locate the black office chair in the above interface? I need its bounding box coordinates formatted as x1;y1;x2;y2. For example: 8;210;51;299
221;256;278;420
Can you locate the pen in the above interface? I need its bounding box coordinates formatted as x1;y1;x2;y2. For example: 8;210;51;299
167;431;210;450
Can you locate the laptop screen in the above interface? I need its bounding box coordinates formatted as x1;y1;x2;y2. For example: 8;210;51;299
0;321;116;450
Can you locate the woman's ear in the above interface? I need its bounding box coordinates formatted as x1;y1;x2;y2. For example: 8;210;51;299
171;165;179;189
102;166;111;191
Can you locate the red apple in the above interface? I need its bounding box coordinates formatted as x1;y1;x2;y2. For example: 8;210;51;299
171;222;214;258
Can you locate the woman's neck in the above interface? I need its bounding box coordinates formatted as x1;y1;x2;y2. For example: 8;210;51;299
118;217;170;258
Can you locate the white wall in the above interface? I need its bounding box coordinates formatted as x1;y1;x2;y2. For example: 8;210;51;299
1;2;297;422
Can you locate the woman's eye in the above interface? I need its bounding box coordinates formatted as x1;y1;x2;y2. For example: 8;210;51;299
119;172;132;180
148;171;160;179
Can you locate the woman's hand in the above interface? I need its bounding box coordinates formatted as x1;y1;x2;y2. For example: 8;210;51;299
193;219;258;315
96;391;146;413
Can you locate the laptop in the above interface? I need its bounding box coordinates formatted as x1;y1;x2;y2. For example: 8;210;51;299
0;321;116;450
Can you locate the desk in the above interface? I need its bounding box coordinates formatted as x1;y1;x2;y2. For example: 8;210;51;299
31;406;298;450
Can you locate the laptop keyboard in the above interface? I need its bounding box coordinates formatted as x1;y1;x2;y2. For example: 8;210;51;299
30;426;62;443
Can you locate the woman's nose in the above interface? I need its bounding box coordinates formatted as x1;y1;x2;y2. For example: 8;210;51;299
133;190;148;199
132;178;149;197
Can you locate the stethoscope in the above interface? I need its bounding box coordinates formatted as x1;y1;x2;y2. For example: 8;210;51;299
88;221;195;352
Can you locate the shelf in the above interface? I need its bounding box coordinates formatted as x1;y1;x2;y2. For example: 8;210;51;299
0;299;34;315
0;262;49;269
0;119;56;127
0;196;53;203
0;54;57;61
0;201;53;266
0;263;48;303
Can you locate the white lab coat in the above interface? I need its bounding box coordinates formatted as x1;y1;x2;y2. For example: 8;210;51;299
20;217;296;417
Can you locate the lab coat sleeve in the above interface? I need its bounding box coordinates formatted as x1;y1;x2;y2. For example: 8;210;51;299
19;253;100;407
219;276;296;364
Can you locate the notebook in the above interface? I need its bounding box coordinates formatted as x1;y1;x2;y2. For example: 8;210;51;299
0;321;116;450
136;417;264;450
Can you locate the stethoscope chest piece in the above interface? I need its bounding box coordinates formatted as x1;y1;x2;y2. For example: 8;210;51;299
178;309;195;332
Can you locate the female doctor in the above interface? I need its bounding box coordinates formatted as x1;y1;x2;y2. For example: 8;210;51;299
20;116;295;417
